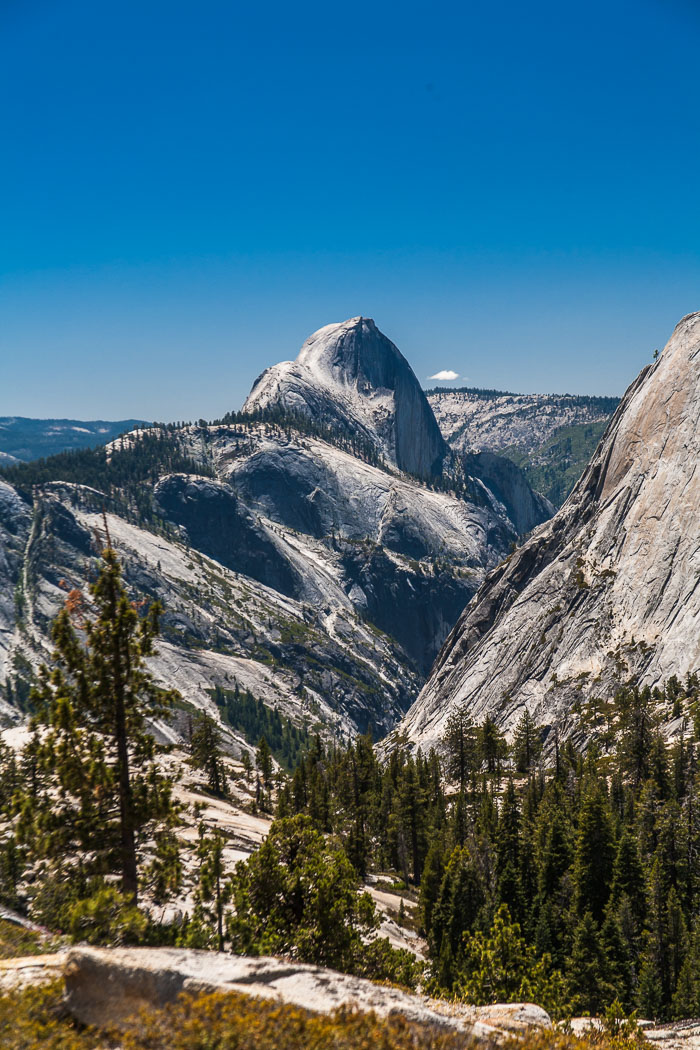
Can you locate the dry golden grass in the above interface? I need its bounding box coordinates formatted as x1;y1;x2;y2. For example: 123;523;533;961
0;980;647;1050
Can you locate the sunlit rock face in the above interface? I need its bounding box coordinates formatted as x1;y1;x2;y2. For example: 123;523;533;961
0;316;551;741
398;311;700;751
244;316;448;477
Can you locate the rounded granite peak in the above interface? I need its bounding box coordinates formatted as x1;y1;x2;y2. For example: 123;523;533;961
296;316;390;381
244;317;448;477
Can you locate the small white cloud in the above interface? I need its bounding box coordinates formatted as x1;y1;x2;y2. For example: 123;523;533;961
428;369;459;381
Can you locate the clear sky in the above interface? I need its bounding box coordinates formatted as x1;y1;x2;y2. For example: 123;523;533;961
2;0;700;420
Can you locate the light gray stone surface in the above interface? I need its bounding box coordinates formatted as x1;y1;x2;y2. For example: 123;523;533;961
398;311;700;750
244;316;449;478
62;945;551;1037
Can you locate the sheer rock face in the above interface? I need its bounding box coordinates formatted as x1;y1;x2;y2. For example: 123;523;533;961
244;317;448;477
398;312;700;750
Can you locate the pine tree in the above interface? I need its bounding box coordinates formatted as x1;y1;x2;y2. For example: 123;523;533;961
441;705;477;789
568;912;613;1015
429;845;487;978
227;815;378;972
573;784;615;921
189;825;230;951
478;716;508;777
255;737;274;812
190;713;228;797
512;709;543;773
672;920;700;1019
617;685;657;786
610;828;647;928
601;905;635;1008
496;779;524;922
19;545;178;908
419;837;445;938
396;755;428;883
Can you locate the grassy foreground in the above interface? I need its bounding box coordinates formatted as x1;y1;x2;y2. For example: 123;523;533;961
0;920;48;961
0;981;647;1050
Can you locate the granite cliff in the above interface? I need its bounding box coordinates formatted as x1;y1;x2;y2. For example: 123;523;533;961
244;316;448;477
398;311;700;750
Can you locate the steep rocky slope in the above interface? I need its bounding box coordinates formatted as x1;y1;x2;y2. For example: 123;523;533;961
245;317;448;476
0;474;423;739
399;312;700;751
0;319;550;740
428;389;618;506
428;389;618;455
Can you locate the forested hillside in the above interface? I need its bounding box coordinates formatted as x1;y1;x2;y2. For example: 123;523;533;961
428;389;618;506
278;675;700;1020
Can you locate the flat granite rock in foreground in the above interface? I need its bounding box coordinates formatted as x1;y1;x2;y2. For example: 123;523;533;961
62;945;551;1037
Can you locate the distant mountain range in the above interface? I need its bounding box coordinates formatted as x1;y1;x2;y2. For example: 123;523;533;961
0;417;148;464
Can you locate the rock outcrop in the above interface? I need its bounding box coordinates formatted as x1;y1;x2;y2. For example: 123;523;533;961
61;945;551;1037
398;311;700;751
429;389;619;508
244;317;448;477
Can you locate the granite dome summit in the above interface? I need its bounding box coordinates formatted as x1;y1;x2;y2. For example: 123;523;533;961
397;310;700;751
0;316;551;741
244;317;448;477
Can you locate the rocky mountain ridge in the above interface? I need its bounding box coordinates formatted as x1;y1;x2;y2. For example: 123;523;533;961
428;389;619;507
428;388;618;456
398;312;700;752
0;318;550;742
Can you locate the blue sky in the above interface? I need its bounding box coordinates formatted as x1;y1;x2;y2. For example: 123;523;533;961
2;0;700;419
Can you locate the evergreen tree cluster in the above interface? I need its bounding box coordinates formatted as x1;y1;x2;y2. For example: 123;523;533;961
2;542;700;1021
0;428;214;529
211;406;388;470
276;686;700;1021
210;685;312;772
0;545;182;939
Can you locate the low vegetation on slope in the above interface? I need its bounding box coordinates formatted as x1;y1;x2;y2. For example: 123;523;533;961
0;919;45;960
503;419;610;507
0;981;647;1050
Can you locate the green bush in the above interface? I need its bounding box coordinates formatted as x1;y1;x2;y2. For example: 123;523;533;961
68;886;148;946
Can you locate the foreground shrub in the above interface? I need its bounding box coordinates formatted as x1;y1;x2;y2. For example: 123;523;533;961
0;981;99;1050
67;885;148;946
446;905;571;1021
227;814;379;970
0;919;45;960
0;983;648;1050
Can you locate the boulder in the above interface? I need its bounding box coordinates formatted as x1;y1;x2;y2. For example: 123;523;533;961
62;945;551;1038
0;952;66;991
